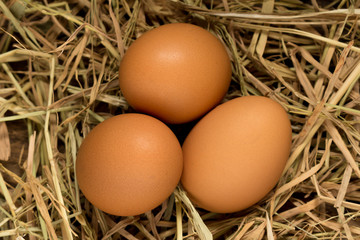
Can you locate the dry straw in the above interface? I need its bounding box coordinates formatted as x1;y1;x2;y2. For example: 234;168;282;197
0;0;360;239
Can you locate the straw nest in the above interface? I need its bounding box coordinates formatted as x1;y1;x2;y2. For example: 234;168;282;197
1;0;360;239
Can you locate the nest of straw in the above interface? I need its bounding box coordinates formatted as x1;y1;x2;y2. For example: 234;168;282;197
1;0;360;239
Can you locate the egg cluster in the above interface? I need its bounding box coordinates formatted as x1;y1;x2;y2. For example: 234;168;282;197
76;23;292;216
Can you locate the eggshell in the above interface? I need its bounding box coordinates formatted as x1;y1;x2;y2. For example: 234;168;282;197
119;23;232;124
76;113;183;216
181;96;292;213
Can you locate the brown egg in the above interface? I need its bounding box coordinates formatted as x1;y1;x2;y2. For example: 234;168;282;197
181;96;292;213
76;113;183;216
119;23;232;124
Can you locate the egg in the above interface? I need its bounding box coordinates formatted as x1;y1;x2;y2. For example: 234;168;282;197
181;96;292;213
119;23;232;124
76;113;183;216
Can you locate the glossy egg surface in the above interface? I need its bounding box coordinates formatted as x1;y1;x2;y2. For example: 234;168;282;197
119;23;232;124
76;113;183;216
181;96;292;213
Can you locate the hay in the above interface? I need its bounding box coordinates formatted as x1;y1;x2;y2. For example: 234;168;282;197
0;0;360;239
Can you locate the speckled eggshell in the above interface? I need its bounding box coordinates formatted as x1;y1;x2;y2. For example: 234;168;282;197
76;113;183;216
181;96;292;213
119;23;232;124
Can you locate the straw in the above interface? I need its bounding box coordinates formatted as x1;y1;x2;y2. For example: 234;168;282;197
1;0;360;239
